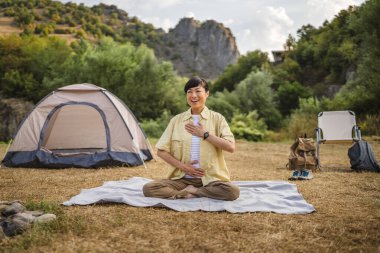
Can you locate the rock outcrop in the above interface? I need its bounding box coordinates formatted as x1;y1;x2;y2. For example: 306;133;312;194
0;98;33;142
155;18;240;79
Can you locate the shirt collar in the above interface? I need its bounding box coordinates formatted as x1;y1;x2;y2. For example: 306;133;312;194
183;106;210;121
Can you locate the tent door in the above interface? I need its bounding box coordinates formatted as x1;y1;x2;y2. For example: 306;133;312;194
40;103;110;156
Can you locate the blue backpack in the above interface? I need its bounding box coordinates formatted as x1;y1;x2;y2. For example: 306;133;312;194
348;140;380;172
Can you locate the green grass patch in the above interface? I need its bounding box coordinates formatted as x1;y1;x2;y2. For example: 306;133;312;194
24;200;63;216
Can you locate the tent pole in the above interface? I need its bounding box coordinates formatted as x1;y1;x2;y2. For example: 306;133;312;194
132;141;147;169
146;138;157;162
0;139;13;168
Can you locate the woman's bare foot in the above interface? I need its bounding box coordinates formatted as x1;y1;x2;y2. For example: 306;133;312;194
180;185;199;199
184;185;198;194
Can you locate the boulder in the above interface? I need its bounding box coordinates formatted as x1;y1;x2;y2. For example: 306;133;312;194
13;212;35;223
25;210;45;217
0;98;34;142
2;217;31;236
34;214;57;224
2;202;26;217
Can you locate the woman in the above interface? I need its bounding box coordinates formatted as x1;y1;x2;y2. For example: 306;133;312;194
143;77;240;201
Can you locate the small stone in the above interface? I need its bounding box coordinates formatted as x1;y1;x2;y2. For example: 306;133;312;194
33;213;56;224
0;201;10;205
13;213;35;224
2;217;31;236
2;202;26;217
25;210;44;217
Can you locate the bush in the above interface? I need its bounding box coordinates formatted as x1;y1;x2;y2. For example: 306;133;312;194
276;81;312;116
207;90;239;121
358;114;380;136
140;110;172;138
286;97;321;139
230;111;267;141
235;70;282;129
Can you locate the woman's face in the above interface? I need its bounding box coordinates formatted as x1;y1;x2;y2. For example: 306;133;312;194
186;84;209;113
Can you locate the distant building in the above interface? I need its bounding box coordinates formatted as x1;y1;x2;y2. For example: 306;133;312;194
271;50;285;64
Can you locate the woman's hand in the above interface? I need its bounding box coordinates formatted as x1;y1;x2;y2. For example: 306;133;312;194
185;122;206;137
184;122;235;153
157;150;205;177
181;160;205;178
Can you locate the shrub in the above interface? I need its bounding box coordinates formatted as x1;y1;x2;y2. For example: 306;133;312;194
358;114;380;136
140;110;172;138
286;97;321;139
230;111;267;141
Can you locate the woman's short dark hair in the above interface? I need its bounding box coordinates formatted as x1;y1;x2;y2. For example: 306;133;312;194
184;76;209;93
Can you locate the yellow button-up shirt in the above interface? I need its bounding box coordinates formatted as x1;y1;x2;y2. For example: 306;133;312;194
156;107;235;185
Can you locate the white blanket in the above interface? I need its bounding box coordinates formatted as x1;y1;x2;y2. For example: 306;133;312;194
63;177;315;214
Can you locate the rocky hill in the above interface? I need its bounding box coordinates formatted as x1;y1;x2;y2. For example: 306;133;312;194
0;1;239;79
155;18;240;79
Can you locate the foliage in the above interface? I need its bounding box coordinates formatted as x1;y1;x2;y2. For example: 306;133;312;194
276;81;312;116
358;114;380;136
140;110;173;138
234;71;282;129
0;35;182;121
0;0;164;48
328;0;380;115
49;37;181;120
212;50;269;92
0;35;72;102
286;6;360;90
230;111;267;141
207;89;240;121
207;70;281;130
286;97;321;139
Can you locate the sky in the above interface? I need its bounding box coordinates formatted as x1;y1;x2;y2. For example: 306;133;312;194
61;0;365;56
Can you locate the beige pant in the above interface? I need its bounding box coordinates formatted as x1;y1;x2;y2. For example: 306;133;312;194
143;178;240;201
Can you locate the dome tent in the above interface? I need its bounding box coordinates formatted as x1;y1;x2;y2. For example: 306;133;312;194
2;83;153;168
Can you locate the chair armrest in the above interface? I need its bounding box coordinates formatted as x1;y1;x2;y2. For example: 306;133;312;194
353;125;362;140
315;128;322;143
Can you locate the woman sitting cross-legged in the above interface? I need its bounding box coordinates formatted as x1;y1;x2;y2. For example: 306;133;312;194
143;77;240;201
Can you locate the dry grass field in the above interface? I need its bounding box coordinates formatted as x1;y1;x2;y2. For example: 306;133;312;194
0;140;379;252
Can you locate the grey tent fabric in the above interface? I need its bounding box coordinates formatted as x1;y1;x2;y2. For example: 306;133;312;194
63;177;315;214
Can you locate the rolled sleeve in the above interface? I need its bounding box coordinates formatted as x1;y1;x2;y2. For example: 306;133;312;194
219;116;234;143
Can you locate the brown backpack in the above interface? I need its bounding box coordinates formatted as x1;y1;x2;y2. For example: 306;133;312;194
287;137;318;171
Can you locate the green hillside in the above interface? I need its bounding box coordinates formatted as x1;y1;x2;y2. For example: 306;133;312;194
0;0;164;47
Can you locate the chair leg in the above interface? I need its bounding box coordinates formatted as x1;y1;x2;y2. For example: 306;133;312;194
316;142;321;169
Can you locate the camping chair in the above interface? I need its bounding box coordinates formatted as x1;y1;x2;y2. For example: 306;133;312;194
315;111;361;168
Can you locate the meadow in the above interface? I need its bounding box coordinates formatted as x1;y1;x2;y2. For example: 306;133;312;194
0;140;379;252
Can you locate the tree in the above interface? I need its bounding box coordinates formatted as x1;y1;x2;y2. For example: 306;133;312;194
212;50;269;92
343;0;380;114
0;35;72;102
234;71;282;129
277;81;312;116
50;38;181;120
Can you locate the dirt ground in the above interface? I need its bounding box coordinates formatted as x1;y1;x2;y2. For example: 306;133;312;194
0;140;379;252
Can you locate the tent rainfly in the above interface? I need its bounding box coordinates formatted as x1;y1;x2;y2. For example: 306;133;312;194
1;83;153;168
